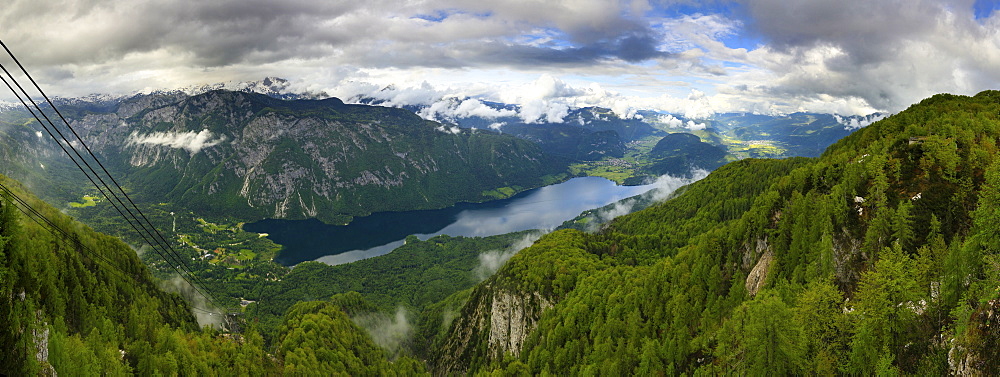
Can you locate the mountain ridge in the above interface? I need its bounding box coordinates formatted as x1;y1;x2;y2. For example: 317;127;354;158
426;90;1000;375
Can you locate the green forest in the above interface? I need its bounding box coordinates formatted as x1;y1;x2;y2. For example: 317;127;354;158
438;91;1000;375
3;91;1000;374
0;174;424;374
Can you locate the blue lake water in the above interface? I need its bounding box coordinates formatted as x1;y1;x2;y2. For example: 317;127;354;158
244;176;662;266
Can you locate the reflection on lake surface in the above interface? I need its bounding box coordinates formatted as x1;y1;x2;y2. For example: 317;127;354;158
244;176;665;266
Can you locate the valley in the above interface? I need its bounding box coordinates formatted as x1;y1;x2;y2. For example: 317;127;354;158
5;78;1000;376
5;1;1000;374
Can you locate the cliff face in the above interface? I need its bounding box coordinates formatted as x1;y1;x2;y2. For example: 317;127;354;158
430;230;606;375
431;281;553;376
24;90;562;223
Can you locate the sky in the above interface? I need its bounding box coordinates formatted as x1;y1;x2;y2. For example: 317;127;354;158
2;0;1000;119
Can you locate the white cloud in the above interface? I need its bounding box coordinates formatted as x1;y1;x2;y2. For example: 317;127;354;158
435;125;462;134
474;231;544;281
579;168;708;232
834;113;889;131
734;0;1000;112
418;97;517;121
129;129;226;154
160;274;224;329
658;114;684;128
685;120;707;131
353;306;412;358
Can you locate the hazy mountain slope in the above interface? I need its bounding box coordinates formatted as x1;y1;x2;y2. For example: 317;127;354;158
0;109;90;205
384;101;660;162
277;297;429;375
645;132;730;176
433;91;1000;375
709;112;866;158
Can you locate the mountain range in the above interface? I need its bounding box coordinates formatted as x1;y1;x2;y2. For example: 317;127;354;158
2;89;569;225
0;78;881;229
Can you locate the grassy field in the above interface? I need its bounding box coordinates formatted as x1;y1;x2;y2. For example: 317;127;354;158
68;195;99;208
569;136;660;183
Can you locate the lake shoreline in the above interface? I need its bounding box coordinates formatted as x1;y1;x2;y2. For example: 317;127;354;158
245;176;660;266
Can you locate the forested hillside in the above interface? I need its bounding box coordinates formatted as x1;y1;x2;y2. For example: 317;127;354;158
430;91;1000;375
644;132;730;177
0;173;424;375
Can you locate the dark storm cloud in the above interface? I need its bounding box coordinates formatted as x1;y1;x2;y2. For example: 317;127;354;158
465;29;670;67
734;0;1000;111
1;0;360;66
740;0;965;64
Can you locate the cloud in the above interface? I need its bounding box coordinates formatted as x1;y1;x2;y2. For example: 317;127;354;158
519;99;571;123
159;274;224;329
648;168;709;201
353;306;412;359
580;168;708;232
658;114;685;128
0;0;669;75
0;0;360;67
474;231;545;281
741;0;945;64
834;113;888;131
435;124;463;134
685;120;707;131
2;0;997;117
737;0;1000;111
128;129;226;154
336;74;646;123
495;74;643;122
417;97;518;122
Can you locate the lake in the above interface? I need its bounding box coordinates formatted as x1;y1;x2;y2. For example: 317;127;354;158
244;176;676;266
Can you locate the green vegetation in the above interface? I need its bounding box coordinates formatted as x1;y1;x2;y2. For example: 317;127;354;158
0;173;427;375
569;159;638;183
644;132;730;176
68;194;99;208
432;91;1000;374
253;232;538;344
480;186;519;200
567;135;661;183
277;298;427;375
0;174;272;374
720;135;791;158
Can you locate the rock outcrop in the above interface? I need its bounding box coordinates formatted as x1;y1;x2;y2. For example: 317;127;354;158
11;90;563;224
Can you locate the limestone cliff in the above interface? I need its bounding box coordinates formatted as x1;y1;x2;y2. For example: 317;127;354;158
430;230;606;376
